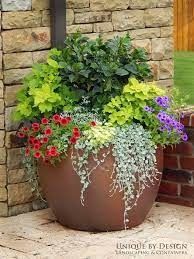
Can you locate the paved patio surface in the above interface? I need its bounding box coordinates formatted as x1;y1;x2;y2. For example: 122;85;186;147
0;203;194;259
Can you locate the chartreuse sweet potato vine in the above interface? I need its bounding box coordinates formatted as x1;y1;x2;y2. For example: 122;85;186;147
104;78;165;125
14;49;78;121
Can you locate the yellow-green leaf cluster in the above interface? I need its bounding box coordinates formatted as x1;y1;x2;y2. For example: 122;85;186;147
84;125;116;148
13;52;78;121
104;78;165;125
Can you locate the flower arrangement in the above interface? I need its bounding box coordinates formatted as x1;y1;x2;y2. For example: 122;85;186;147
14;34;187;228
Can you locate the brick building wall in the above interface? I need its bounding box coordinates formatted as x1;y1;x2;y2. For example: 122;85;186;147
157;112;194;207
0;0;174;216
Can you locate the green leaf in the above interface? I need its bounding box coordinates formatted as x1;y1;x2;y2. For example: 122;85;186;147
79;70;90;78
69;74;76;83
16;100;32;117
47;58;59;68
124;64;137;74
39;102;53;112
115;68;129;76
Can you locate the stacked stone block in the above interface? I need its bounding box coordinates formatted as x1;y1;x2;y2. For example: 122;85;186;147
0;0;174;216
0;0;50;217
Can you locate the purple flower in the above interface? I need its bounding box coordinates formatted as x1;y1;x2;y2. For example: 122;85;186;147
177;122;184;130
155;96;170;108
156;108;188;142
157;113;162;118
170;120;177;127
157;111;167;122
159;126;166;131
165;116;172;125
164;125;171;132
155;97;163;105
182;133;188;142
144;106;150;112
155;97;162;103
178;129;184;134
157;111;165;118
159;124;172;133
144;106;154;113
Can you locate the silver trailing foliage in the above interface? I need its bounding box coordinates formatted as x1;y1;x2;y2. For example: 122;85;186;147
22;150;46;203
72;123;161;229
111;124;160;228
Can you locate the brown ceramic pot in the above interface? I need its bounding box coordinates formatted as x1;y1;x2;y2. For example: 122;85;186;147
38;146;163;232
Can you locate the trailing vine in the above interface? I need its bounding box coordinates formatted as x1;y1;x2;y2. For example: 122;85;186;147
71;124;115;204
22;150;47;203
70;123;161;228
111;124;161;229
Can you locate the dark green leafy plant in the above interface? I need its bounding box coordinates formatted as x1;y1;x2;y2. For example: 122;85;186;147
51;33;151;109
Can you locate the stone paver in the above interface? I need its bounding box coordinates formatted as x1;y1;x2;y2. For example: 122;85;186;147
0;203;194;258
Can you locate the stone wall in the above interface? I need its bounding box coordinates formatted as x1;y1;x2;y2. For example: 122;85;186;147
0;0;50;217
0;0;174;216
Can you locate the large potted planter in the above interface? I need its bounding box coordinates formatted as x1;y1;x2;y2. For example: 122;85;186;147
14;34;187;231
38;146;163;231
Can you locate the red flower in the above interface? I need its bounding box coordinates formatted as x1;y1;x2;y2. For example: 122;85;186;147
33;143;41;150
22;127;29;132
50;149;59;157
33;139;40;145
67;117;72;123
28;136;35;145
44;128;52;136
32;123;40;132
45;150;50;157
90;121;97;127
60;117;68;126
72;127;80;139
25;148;30;156
52;114;61;123
34;151;41;159
42;136;49;143
47;146;59;157
70;136;77;144
73;131;80;139
41;118;49;125
33;126;40;132
32;123;40;128
73;127;79;133
17;132;25;138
